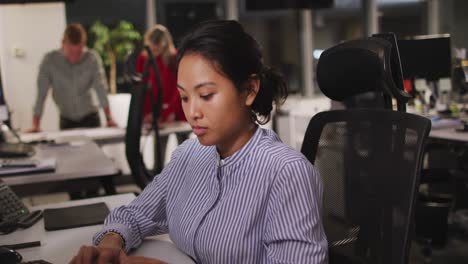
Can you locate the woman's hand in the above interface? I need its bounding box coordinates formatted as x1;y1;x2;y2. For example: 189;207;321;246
143;113;168;129
70;232;124;264
119;251;168;264
143;114;154;125
69;245;121;264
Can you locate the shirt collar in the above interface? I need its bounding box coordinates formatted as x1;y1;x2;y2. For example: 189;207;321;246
211;126;262;168
59;47;89;64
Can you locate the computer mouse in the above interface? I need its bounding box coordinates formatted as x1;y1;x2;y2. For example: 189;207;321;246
0;246;22;264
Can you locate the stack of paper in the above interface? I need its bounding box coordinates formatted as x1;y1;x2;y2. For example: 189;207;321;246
430;118;464;130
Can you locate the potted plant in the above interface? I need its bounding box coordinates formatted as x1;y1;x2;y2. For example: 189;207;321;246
90;20;141;94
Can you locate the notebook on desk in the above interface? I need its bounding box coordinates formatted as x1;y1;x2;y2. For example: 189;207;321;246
0;157;56;176
430;117;463;130
43;202;110;231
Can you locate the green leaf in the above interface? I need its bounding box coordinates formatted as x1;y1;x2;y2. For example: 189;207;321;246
90;20;142;64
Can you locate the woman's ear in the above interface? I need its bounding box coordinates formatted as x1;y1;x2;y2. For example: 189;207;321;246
245;75;260;107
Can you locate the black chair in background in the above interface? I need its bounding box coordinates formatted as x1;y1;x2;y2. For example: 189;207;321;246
302;34;432;263
417;140;468;248
416;142;456;248
125;46;164;190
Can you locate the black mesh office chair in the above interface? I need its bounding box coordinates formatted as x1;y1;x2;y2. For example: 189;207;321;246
302;35;432;264
317;35;411;112
302;109;431;264
125;46;164;189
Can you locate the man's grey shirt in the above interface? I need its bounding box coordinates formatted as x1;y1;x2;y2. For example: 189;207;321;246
33;49;110;121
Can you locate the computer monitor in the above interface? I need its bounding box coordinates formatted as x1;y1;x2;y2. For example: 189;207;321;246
397;35;452;81
245;0;333;10
0;60;35;157
0;60;9;123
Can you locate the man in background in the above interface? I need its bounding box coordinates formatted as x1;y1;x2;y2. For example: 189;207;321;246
28;23;117;132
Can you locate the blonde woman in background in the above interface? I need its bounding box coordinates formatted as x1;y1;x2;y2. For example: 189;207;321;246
136;24;188;162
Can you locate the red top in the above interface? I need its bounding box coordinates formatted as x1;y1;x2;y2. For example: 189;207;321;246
136;53;186;122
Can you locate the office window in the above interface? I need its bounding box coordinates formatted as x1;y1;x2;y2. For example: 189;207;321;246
65;0;146;32
156;0;222;45
239;12;303;95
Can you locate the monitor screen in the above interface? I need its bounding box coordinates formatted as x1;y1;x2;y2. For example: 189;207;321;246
398;35;452;81
246;0;333;10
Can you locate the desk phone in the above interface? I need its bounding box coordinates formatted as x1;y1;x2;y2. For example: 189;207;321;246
0;180;42;234
0;246;52;264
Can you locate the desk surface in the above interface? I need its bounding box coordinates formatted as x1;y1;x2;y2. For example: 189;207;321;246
20;121;192;145
408;107;468;143
429;128;468;143
428;116;468;143
0;141;119;186
0;193;194;264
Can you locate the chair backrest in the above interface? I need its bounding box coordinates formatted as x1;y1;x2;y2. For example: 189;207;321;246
125;81;154;189
125;46;164;189
301;109;431;264
316;36;412;111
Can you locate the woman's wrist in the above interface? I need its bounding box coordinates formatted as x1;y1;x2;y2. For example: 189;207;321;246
99;232;125;250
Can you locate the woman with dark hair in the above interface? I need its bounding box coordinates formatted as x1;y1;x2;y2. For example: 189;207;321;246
71;20;327;264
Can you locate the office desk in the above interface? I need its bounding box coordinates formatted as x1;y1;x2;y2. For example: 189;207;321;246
0;141;119;195
0;194;195;264
429;128;468;143
410;107;468;143
20;121;192;146
21;122;192;176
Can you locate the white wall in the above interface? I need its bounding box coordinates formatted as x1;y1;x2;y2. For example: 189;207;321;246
0;3;65;131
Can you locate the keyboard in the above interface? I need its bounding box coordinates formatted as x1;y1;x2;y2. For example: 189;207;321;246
0;158;39;168
0;142;34;158
22;260;52;264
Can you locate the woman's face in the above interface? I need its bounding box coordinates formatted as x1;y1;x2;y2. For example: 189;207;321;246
147;40;166;57
177;53;258;157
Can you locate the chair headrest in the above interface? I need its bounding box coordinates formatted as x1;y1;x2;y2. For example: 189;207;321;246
317;37;411;105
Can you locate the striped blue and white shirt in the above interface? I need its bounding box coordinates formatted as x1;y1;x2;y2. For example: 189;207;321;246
94;127;328;263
